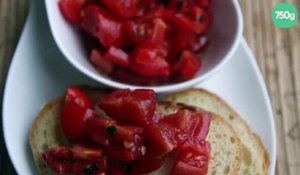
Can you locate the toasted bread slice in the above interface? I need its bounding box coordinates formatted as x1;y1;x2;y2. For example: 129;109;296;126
164;89;270;175
30;93;241;175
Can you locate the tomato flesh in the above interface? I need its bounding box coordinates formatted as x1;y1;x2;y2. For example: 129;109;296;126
172;140;211;175
61;102;97;142
99;89;156;126
90;48;114;74
59;0;86;24
65;85;93;108
44;88;212;174
105;46;129;67
174;50;202;79
81;5;125;48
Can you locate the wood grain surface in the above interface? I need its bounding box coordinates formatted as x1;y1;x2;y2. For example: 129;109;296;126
0;0;299;174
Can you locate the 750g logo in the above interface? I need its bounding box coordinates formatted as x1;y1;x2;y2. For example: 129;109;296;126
272;2;298;28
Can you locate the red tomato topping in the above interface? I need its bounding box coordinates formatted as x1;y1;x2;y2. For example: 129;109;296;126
172;140;211;175
43;145;105;175
65;85;93;108
99;89;156;126
145;123;180;158
174;50;202;79
58;0;86;24
58;0;213;85
45;87;212;174
90;49;114;74
81;5;125;48
61;103;96;142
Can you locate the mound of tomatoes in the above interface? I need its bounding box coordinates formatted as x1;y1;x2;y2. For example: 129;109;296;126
43;85;211;175
59;0;212;85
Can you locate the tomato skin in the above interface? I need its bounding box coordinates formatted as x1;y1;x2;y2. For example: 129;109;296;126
43;145;104;174
174;50;202;79
66;85;93;108
172;140;210;175
61;102;97;142
81;5;125;48
105;46;129;67
145;123;179;158
131;157;161;175
43;146;72;174
59;0;86;24
99;89;157;126
84;116;145;161
130;46;170;78
90;49;114;74
101;0;139;18
125;18;167;45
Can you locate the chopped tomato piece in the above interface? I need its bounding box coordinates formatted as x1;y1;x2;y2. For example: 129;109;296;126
101;0;139;18
90;49;114;74
174;50;202;79
43;146;72;174
161;109;211;141
172;140;210;175
130;46;170;77
145;123;179;158
99;89;156;126
43;145;105;174
84;116;145;161
190;6;212;34
65;85;93;108
105;46;129;67
81;5;125;48
125;18;167;45
61;102;97;142
196;0;212;9
164;10;197;33
58;0;86;24
131;157;161;175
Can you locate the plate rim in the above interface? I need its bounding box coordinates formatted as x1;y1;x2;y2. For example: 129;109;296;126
2;3;276;175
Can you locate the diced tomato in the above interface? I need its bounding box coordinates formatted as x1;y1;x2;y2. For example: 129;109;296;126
131;157;161;175
90;49;114;74
105;46;129;67
99;89;156;126
125;18;167;45
145;123;179;158
196;0;212;9
130;46;170;77
85;116;145;161
81;5;125;48
105;133;144;161
109;161;129;175
161;109;211;141
172;140;210;175
101;0;139;18
173;50;202;79
58;0;86;24
164;10;197;33
112;69;169;86
65;85;93;108
43;145;105;174
189;6;212;35
43;146;72;174
84;116;116;147
61;102;97;142
71;145;103;160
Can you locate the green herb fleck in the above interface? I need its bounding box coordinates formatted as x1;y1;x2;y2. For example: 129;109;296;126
106;125;117;137
84;164;99;175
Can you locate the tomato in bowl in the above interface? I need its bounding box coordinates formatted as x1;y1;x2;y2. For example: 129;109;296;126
45;0;243;92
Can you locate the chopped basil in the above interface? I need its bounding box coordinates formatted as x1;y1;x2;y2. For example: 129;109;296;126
106;125;117;137
84;164;99;175
176;0;184;9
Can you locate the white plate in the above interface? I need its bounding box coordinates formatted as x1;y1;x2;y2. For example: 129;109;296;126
2;0;276;174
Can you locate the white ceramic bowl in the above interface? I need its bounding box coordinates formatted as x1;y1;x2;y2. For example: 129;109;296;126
44;0;243;93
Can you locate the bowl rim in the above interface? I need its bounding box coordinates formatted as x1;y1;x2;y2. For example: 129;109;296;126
45;0;244;93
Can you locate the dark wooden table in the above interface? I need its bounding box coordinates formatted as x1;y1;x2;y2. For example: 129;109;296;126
1;0;300;174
